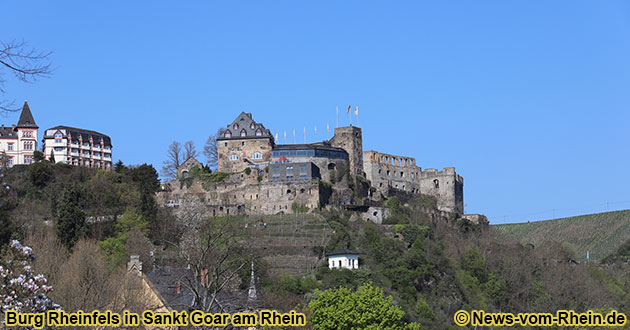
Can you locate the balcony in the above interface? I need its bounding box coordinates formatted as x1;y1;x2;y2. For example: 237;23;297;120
92;155;102;160
103;153;111;159
93;145;101;150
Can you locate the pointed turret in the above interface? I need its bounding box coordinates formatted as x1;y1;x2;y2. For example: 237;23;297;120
16;100;38;128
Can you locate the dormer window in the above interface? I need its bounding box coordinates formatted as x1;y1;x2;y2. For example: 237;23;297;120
233;123;239;130
240;129;247;137
54;132;63;143
250;122;256;129
224;130;232;138
255;129;263;136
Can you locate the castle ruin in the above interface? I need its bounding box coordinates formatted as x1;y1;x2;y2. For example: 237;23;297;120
158;112;468;218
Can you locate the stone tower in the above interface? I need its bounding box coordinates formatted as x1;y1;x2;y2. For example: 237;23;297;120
331;126;364;177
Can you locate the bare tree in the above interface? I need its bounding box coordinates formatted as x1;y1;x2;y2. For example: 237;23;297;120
204;127;226;171
184;140;199;161
178;218;251;314
161;141;182;180
0;40;53;112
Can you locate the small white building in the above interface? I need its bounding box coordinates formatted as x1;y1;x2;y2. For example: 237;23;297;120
326;249;360;270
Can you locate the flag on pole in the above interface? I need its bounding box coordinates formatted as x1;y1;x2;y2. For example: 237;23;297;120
347;105;351;113
327;123;330;135
355;106;359;115
314;125;317;136
293;129;296;143
284;131;287;143
275;133;278;142
303;127;306;143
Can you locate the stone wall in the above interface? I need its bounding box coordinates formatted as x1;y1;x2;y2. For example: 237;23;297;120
217;138;273;173
331;126;364;177
157;171;321;217
364;150;464;215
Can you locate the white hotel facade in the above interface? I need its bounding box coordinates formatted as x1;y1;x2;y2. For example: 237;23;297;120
43;126;113;169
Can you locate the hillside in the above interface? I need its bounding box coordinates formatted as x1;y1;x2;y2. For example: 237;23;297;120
492;209;630;262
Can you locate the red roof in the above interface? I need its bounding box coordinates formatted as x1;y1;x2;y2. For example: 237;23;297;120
278;155;288;161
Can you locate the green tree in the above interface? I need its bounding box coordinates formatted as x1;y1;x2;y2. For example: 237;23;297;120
308;282;421;330
29;161;54;188
49;150;55;163
55;184;86;249
33;150;44;162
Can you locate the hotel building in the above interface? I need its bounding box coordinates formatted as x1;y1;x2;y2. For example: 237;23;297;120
43;126;112;169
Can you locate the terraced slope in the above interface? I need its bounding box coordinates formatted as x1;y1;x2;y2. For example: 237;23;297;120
492;210;630;262
243;214;333;276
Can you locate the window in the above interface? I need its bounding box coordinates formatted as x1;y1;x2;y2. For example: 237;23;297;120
241;141;245;146
272;167;280;175
7;143;13;151
54;132;63;143
23;141;33;150
256;129;262;136
233;123;239;130
230;154;239;161
300;175;308;180
253;152;262;160
433;179;439;188
23;131;32;138
286;166;293;174
300;165;307;173
250;122;255;129
240;129;247;137
224;130;232;138
7;157;13;166
54;147;63;151
24;155;33;164
286;175;293;181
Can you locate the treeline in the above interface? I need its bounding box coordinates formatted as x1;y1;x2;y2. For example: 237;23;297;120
0;161;178;268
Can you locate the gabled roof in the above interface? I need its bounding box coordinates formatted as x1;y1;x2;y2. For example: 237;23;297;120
17;101;38;128
325;249;360;257
217;112;273;141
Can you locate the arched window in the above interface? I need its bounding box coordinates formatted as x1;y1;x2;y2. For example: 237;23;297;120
182;171;189;178
250;122;256;129
240;129;247;137
224;130;232;138
230;154;239;161
252;152;262;160
233;123;239;130
255;128;263;136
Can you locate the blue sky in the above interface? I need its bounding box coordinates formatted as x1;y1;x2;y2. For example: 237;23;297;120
1;1;628;224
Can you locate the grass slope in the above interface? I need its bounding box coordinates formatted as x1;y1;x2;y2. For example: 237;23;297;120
491;210;630;262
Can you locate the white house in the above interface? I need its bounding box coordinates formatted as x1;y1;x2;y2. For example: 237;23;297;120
326;249;360;270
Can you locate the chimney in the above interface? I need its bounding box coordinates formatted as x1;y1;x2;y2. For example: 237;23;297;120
127;255;142;276
11;124;16;130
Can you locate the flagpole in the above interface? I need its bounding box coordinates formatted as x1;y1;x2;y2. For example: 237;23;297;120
336;106;339;128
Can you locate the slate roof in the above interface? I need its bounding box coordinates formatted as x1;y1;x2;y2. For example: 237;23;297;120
17;101;38;128
45;125;112;146
217;112;273;141
0;126;17;138
325;249;360;257
146;267;252;313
